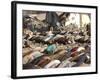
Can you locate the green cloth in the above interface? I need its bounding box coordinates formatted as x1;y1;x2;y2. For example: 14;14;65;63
46;44;56;54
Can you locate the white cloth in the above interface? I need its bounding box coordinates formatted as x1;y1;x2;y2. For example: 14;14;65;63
44;60;61;68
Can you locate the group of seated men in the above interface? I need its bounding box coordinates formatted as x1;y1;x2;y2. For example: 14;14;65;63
22;23;91;69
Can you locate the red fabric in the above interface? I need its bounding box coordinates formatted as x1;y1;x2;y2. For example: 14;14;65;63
71;47;78;52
